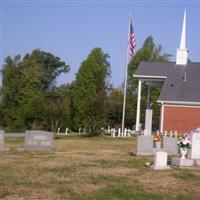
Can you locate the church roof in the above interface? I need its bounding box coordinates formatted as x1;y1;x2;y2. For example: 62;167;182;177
134;61;200;104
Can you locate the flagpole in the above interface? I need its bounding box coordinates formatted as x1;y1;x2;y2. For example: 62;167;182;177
122;15;131;134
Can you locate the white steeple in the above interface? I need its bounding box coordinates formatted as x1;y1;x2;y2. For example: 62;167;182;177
176;9;188;65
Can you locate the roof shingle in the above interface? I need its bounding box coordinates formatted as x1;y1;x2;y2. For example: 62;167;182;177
134;61;200;103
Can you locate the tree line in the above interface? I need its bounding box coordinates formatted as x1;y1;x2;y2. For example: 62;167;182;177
0;36;170;135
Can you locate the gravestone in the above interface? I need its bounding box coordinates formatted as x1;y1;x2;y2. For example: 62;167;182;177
152;151;170;170
135;135;153;156
0;130;10;152
187;132;200;160
172;131;200;168
144;109;152;136
171;158;195;167
19;130;54;151
163;137;178;155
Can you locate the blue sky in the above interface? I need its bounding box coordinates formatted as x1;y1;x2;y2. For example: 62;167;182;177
1;1;200;87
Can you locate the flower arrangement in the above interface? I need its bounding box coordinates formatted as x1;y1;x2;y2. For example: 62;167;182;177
153;134;161;142
177;133;192;149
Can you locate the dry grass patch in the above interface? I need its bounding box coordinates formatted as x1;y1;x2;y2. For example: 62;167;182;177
138;170;200;196
1;136;200;200
82;166;136;177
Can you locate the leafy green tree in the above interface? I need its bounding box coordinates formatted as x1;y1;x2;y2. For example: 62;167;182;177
2;56;23;131
127;36;171;130
72;48;111;136
106;88;123;128
2;50;70;131
16;57;45;129
105;87;135;129
24;49;69;90
45;83;74;133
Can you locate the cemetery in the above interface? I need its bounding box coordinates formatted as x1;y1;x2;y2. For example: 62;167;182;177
1;131;200;200
0;3;200;200
0;14;200;200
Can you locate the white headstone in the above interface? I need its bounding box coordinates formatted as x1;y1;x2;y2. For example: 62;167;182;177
188;132;200;160
153;151;169;170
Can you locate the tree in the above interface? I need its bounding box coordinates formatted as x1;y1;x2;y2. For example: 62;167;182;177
72;48;111;136
16;57;45;129
45;83;74;132
2;55;23;131
2;50;70;131
127;36;171;130
105;87;135;129
24;49;70;90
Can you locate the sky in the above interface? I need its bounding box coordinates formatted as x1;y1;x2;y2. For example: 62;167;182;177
1;0;200;87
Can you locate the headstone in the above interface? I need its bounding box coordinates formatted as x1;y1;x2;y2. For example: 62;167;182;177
163;137;178;155
171;131;200;168
152;151;170;170
21;130;54;151
135;135;153;156
171;158;195;167
144;109;152;136
187;132;200;159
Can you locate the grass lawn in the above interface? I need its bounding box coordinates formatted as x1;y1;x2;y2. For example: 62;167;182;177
1;136;200;200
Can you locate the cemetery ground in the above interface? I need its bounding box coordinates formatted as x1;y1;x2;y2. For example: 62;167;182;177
1;136;200;200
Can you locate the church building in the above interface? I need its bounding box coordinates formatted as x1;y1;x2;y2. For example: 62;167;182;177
134;10;200;134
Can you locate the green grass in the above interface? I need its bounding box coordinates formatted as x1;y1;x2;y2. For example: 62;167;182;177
0;191;10;199
1;136;200;200
82;185;170;200
173;169;200;184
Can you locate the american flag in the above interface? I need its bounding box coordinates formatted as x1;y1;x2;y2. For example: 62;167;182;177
129;21;136;61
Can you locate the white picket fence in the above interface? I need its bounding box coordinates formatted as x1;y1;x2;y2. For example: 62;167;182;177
103;126;135;138
56;126;135;138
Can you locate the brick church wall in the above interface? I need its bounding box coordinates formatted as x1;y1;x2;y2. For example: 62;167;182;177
163;105;200;134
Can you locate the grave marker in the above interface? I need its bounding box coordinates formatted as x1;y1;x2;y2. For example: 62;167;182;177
19;130;54;151
163;137;178;155
152;151;170;170
187;132;200;160
135;135;153;156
